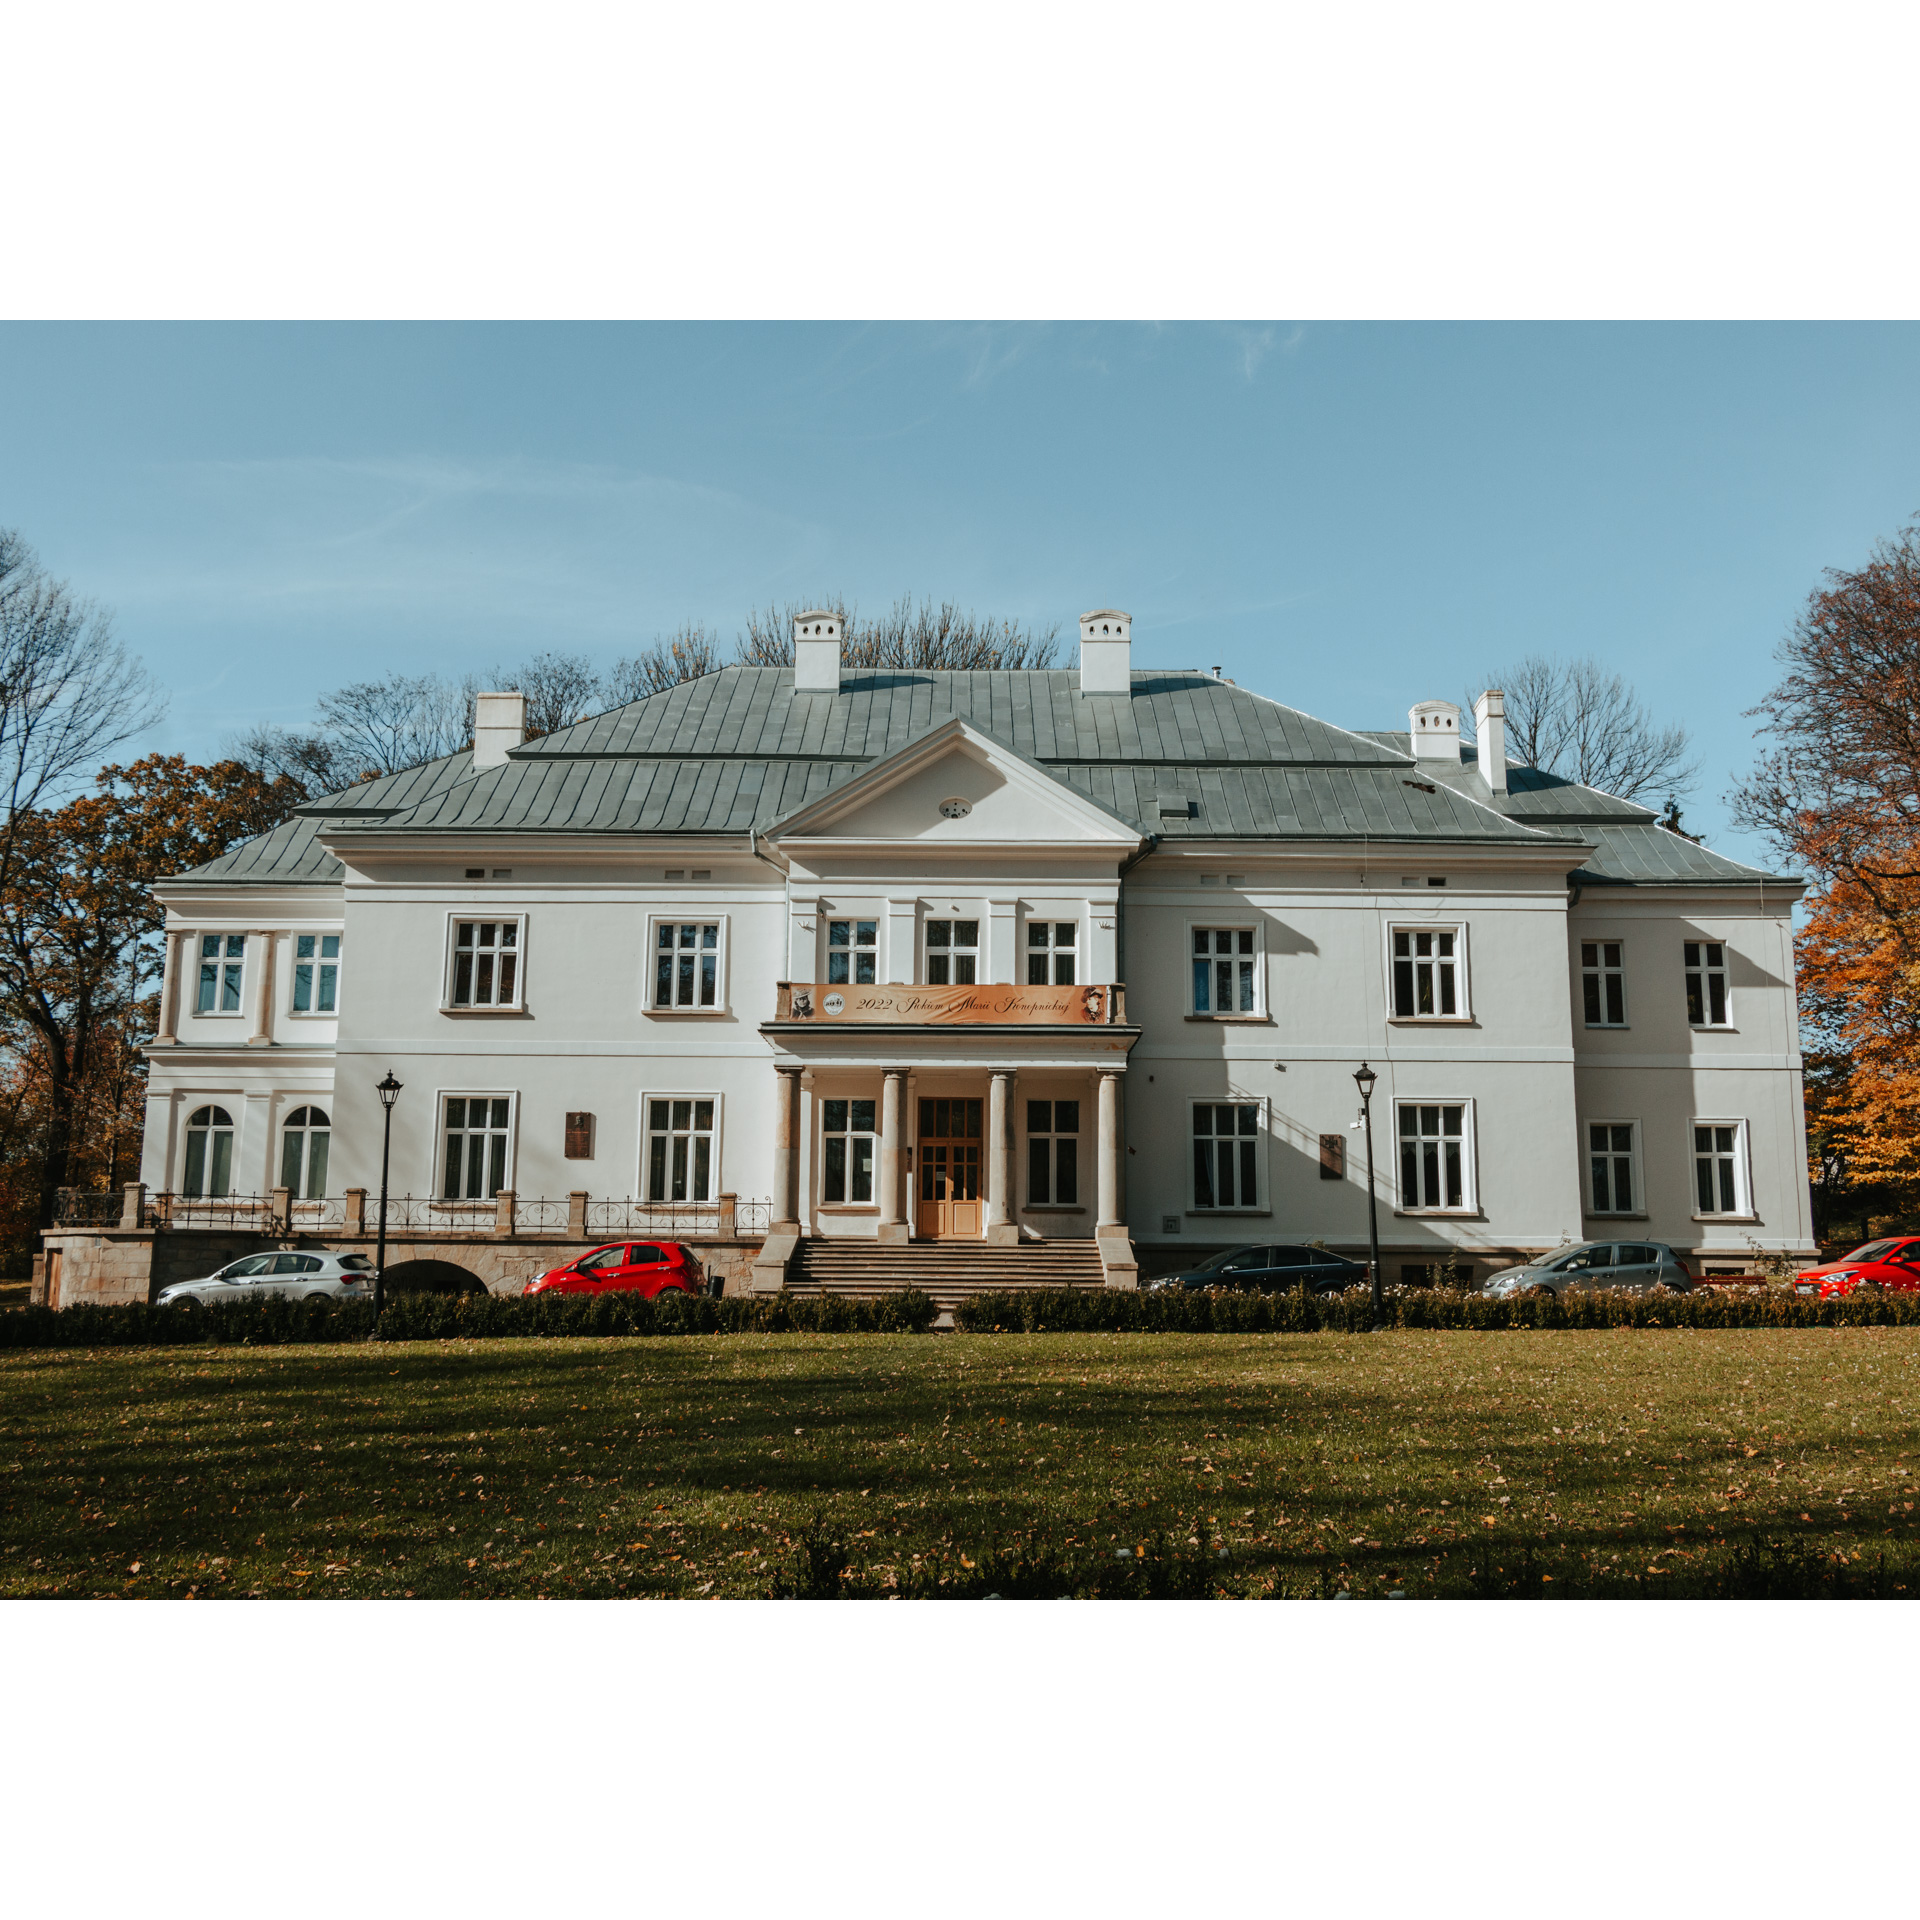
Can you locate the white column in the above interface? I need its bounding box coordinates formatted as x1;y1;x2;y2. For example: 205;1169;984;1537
771;1067;802;1226
1096;1069;1123;1229
247;930;276;1047
878;1068;908;1242
986;1069;1017;1243
153;930;185;1044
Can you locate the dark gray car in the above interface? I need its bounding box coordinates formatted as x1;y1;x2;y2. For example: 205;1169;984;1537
1149;1243;1367;1295
1482;1239;1694;1297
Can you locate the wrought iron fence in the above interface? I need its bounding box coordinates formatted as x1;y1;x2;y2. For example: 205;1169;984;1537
512;1197;570;1234
371;1195;497;1232
289;1195;348;1229
53;1189;127;1228
125;1190;773;1238
733;1199;772;1237
151;1193;273;1231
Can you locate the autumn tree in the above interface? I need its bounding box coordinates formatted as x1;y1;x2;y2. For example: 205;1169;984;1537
1737;516;1920;1239
0;756;306;1244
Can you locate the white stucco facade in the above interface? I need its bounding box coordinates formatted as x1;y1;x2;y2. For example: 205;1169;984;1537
141;618;1813;1283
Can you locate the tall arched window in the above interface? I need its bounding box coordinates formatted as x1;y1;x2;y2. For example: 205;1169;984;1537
183;1105;235;1198
280;1106;331;1199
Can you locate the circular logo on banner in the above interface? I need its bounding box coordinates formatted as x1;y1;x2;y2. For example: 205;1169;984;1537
939;797;971;819
823;992;846;1016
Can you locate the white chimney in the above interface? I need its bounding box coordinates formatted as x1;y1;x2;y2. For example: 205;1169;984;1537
473;690;526;768
1409;700;1462;762
1079;608;1132;695
793;609;842;693
1473;688;1508;794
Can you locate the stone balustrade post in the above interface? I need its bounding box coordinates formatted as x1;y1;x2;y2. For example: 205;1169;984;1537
120;1182;147;1231
718;1191;738;1237
269;1185;292;1234
568;1189;588;1236
495;1189;516;1235
344;1188;367;1235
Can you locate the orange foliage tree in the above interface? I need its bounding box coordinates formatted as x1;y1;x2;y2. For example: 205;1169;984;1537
1736;517;1920;1236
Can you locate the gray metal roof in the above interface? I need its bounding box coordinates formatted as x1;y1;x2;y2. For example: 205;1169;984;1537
164;666;1791;889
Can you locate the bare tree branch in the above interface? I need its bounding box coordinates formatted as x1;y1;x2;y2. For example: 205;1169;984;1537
1475;653;1697;804
738;595;1061;671
605;623;725;702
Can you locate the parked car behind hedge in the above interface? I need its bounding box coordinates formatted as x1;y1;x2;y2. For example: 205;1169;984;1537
1148;1243;1367;1295
1482;1240;1694;1297
157;1251;375;1310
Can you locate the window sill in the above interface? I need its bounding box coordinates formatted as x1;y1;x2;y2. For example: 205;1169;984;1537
1582;1024;1630;1032
1188;1208;1271;1218
1184;1014;1273;1024
440;1004;529;1016
1393;1208;1485;1219
1692;1213;1757;1223
1385;1017;1479;1027
284;1013;339;1021
1023;1205;1087;1216
645;1007;732;1018
816;1204;879;1215
1585;1211;1649;1220
1688;1025;1739;1035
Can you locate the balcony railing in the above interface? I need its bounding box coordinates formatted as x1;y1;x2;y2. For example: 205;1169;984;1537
127;1189;771;1240
773;980;1126;1026
53;1189;131;1228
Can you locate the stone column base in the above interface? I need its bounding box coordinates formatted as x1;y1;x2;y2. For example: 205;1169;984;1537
877;1220;911;1246
752;1228;800;1294
985;1221;1021;1247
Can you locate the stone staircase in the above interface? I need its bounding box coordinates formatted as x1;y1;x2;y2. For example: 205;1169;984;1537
787;1237;1107;1319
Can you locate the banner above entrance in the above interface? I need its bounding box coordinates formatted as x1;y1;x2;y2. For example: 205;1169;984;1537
774;982;1126;1026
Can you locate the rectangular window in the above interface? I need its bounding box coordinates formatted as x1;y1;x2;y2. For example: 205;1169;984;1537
1391;928;1462;1018
654;922;722;1009
1026;921;1078;986
449;920;521;1008
1684;940;1730;1026
1026;1099;1080;1206
292;933;341;1014
821;1097;876;1204
826;920;877;986
1581;941;1625;1026
647;1097;716;1202
1693;1120;1748;1215
1192;1102;1260;1209
1191;928;1255;1015
441;1096;511;1199
1588;1121;1637;1214
196;934;245;1014
925;918;979;985
1398;1102;1470;1210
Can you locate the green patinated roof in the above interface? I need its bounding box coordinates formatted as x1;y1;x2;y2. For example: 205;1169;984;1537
162;667;1795;891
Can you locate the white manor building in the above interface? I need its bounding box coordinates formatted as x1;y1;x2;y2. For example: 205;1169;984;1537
118;609;1812;1299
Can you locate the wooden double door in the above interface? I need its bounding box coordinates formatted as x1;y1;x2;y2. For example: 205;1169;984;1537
917;1097;982;1238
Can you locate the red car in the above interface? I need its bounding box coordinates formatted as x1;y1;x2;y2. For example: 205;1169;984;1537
524;1240;703;1299
1794;1237;1920;1298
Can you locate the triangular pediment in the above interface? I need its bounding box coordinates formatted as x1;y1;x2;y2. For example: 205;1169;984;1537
766;718;1142;846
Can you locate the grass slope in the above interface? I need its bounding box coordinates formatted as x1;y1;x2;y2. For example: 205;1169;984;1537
4;1329;1918;1598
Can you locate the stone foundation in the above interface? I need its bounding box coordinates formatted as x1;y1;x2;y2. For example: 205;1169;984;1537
36;1227;767;1310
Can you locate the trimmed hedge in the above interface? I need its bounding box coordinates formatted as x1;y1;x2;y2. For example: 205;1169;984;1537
953;1282;1920;1334
0;1286;937;1350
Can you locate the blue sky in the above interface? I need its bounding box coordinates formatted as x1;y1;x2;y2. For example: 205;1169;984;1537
2;320;1917;868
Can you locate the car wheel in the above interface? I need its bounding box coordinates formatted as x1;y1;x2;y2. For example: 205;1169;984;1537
1858;1280;1885;1294
1527;1285;1555;1299
170;1296;199;1312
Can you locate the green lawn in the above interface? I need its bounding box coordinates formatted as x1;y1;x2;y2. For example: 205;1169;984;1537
4;1329;1918;1597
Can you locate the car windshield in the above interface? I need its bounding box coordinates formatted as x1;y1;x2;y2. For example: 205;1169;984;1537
1190;1246;1260;1274
1842;1240;1903;1264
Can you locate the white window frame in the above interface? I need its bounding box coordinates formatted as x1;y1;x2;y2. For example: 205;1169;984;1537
1025;917;1080;987
1188;1097;1267;1213
1024;1095;1084;1209
923;915;981;986
443;915;527;1013
194;933;248;1017
436;1091;519;1200
1188;923;1263;1018
647;914;729;1014
1691;1117;1752;1219
1580;939;1626;1028
642;1092;723;1203
279;1104;333;1200
290;932;342;1018
1585;1118;1641;1216
1684;939;1732;1029
181;1102;238;1197
818;1092;878;1208
1394;1098;1478;1214
1386;923;1470;1023
825;917;879;988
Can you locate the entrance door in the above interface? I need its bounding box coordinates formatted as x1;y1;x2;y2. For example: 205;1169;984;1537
917;1097;983;1237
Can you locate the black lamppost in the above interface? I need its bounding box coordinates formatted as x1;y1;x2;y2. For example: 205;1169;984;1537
1353;1062;1383;1327
373;1071;403;1317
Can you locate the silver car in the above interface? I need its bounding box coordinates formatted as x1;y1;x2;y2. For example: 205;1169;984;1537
156;1251;376;1309
1482;1239;1694;1297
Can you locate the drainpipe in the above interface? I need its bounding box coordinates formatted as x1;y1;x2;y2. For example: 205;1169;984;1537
1114;833;1159;993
